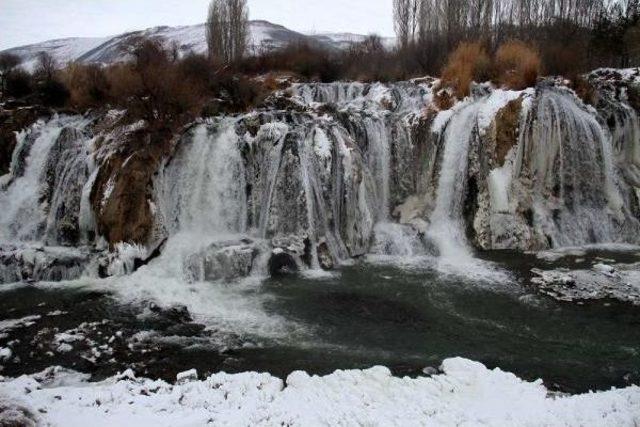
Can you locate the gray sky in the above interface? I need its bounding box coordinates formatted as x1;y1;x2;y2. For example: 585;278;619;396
0;0;395;50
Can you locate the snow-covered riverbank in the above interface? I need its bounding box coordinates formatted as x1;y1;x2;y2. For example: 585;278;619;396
1;357;638;426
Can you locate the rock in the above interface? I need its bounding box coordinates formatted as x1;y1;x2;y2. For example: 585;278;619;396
593;263;616;276
530;264;640;305
268;250;299;276
317;241;334;270
176;369;198;383
184;239;260;282
91;126;173;247
0;244;92;284
422;366;439;376
0;347;12;361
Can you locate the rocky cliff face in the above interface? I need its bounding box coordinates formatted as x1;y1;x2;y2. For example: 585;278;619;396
1;71;639;283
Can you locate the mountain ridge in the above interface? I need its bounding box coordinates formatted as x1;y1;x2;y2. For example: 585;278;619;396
1;20;395;71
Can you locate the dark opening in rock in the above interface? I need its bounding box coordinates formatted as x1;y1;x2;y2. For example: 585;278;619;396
268;252;298;276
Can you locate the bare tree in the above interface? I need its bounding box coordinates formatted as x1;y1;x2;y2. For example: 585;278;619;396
394;0;421;48
36;52;56;81
206;0;249;64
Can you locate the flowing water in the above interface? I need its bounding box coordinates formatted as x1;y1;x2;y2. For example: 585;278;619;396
0;248;639;394
1;82;639;396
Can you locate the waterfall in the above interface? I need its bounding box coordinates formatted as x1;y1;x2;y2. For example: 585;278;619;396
524;89;628;247
0;121;63;242
363;116;391;220
0;116;91;245
144;120;260;286
1;80;638;287
156;122;247;238
255;123;287;238
428;102;481;261
298;126;348;267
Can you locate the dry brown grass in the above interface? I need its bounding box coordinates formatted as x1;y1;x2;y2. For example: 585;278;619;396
571;75;597;106
441;42;492;98
61;63;110;109
495;40;541;90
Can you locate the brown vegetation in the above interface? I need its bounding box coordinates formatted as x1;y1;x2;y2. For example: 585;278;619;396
495;41;541;90
62;63;110;109
393;0;639;76
441;42;492;98
571;75;598;105
494;98;523;165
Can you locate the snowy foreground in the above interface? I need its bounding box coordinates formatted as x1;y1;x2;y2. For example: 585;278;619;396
1;358;639;426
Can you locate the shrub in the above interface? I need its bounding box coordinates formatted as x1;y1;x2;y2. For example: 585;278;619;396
495;40;541;90
241;42;344;82
571;75;597;106
39;78;70;107
103;40;206;125
62;63;110;109
5;69;33;98
105;64;143;102
218;73;264;111
441;42;492;98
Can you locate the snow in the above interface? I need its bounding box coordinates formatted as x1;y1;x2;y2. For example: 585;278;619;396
307;32;396;50
431;108;455;134
1;357;638;426
100;177;115;208
3;37;110;72
0;347;12;361
0;315;41;334
477;88;530;136
1;21;382;70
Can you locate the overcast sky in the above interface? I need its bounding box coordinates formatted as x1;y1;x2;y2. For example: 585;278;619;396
0;0;395;50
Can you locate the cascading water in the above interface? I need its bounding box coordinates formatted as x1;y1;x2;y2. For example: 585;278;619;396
428;102;481;262
0;80;638;288
363;115;391;220
298;126;350;268
254;123;288;238
157;122;248;237
0;116;91;245
0;121;64;242
522;89;632;247
150;120;256;283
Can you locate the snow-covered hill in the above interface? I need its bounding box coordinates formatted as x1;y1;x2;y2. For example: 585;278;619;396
1;21;394;71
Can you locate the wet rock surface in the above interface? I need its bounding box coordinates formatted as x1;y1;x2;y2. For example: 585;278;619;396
0;244;92;283
531;262;640;305
184;239;262;282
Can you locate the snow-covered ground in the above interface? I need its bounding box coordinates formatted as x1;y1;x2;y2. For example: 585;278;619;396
1;358;638;426
1;20;395;71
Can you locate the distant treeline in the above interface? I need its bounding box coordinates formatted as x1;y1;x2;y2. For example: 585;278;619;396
394;0;640;75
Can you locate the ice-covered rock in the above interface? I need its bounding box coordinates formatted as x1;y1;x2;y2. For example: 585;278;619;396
184;239;261;282
1;77;640;284
531;263;640;304
0;244;91;284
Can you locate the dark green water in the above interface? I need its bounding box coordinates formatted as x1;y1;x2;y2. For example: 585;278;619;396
0;250;639;394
